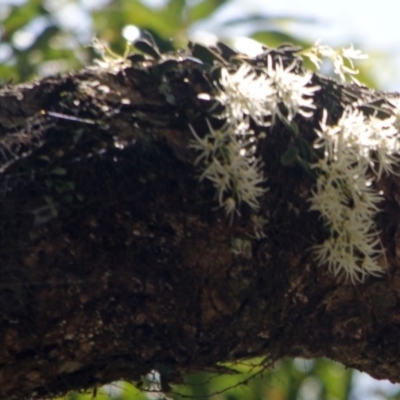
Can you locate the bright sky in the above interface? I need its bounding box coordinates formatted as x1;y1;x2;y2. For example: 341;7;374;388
192;0;400;90
239;0;399;49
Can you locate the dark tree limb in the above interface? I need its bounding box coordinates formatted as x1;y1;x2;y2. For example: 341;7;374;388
1;44;400;399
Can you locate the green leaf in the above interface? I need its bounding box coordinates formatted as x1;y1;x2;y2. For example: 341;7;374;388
217;41;238;61
44;195;53;205
252;30;309;48
190;43;227;66
37;155;51;163
281;146;299;166
50;167;67;176
297;157;316;178
281;118;300;135
188;0;228;23
120;1;180;39
134;38;162;59
222;14;316;28
164;0;186;26
297;137;313;161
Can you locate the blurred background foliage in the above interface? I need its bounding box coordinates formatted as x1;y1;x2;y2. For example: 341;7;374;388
0;0;399;399
57;358;356;400
0;0;379;86
54;357;400;400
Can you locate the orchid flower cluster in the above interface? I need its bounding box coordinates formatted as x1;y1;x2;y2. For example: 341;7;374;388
309;108;400;283
189;43;400;284
190;59;318;220
90;37;396;283
300;42;368;83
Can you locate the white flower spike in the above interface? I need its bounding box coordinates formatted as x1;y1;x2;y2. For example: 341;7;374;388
309;106;400;283
189;57;319;221
188;42;395;286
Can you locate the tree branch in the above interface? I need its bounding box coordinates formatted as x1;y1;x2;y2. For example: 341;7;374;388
1;42;400;399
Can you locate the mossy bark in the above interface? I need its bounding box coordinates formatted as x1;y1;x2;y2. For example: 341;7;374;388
0;49;400;399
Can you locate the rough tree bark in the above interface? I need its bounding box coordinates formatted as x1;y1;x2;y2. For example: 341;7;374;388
1;42;400;399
